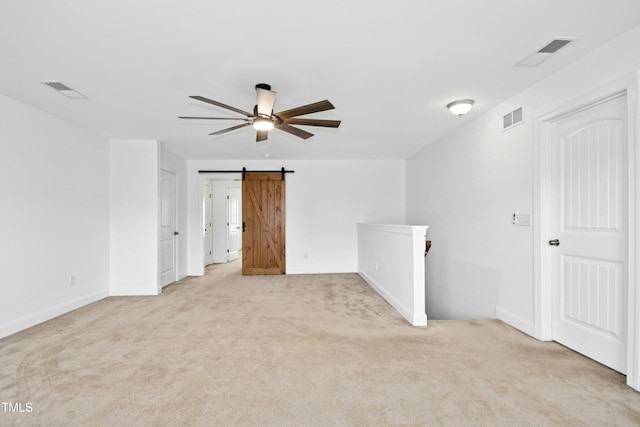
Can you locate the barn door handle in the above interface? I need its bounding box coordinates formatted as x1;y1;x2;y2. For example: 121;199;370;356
548;239;560;246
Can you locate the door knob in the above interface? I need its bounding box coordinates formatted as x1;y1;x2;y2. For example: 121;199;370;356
548;239;560;246
174;231;180;236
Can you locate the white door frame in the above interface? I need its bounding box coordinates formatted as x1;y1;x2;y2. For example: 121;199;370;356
533;74;640;390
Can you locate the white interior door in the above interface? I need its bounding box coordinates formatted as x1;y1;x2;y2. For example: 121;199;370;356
550;94;628;373
203;182;213;266
160;170;178;287
227;187;241;262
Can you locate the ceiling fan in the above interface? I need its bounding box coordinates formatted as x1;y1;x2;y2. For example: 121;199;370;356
179;84;341;142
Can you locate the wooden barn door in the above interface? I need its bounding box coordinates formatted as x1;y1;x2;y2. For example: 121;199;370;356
242;173;286;275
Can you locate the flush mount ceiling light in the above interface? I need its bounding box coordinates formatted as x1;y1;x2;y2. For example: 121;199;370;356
447;99;475;116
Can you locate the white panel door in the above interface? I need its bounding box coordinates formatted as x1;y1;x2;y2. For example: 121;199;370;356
551;95;628;373
227;187;241;262
203;182;213;266
160;170;177;287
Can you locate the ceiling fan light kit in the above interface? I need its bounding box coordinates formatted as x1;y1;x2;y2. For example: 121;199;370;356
180;83;341;142
253;117;274;131
447;99;475;116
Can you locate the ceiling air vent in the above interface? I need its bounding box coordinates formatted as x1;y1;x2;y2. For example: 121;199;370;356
516;38;576;67
42;81;87;99
503;106;523;130
538;39;573;53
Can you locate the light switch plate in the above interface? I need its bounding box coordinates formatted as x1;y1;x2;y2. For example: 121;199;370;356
512;212;531;227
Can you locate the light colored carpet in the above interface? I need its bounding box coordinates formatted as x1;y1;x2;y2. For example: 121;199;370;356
1;261;640;426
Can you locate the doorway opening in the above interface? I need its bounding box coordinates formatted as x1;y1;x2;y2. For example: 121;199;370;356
202;178;243;270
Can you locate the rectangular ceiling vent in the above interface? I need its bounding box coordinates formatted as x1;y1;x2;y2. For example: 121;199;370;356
516;38;576;67
42;81;87;99
503;106;524;130
538;39;573;53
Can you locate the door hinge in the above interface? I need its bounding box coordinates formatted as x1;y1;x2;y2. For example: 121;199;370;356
227;249;230;253
227;195;230;199
209;194;212;199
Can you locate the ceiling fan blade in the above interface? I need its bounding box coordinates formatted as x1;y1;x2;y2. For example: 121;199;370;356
190;96;253;117
209;122;252;136
276;123;314;140
179;116;250;121
256;87;276;117
275;100;335;119
256;130;269;143
283;118;341;128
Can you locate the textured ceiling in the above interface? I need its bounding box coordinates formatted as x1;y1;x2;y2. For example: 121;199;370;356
1;0;640;160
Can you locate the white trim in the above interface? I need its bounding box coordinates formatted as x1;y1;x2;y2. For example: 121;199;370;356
356;222;428;237
109;288;160;296
359;271;427;326
0;290;108;339
532;116;553;341
626;71;640;390
495;307;535;337
534;74;640;390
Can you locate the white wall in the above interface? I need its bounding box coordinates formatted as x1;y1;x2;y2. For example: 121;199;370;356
161;146;189;280
109;140;160;296
357;223;428;326
187;159;406;275
0;92;109;338
406;24;640;327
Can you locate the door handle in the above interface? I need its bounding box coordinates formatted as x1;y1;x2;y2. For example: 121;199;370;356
174;231;180;236
548;239;560;246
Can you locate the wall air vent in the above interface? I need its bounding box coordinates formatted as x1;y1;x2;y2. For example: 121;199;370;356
42;81;87;99
503;106;524;130
516;38;576;67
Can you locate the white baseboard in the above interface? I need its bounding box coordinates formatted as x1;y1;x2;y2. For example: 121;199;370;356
495;306;535;337
110;288;160;296
0;290;109;339
359;271;427;326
